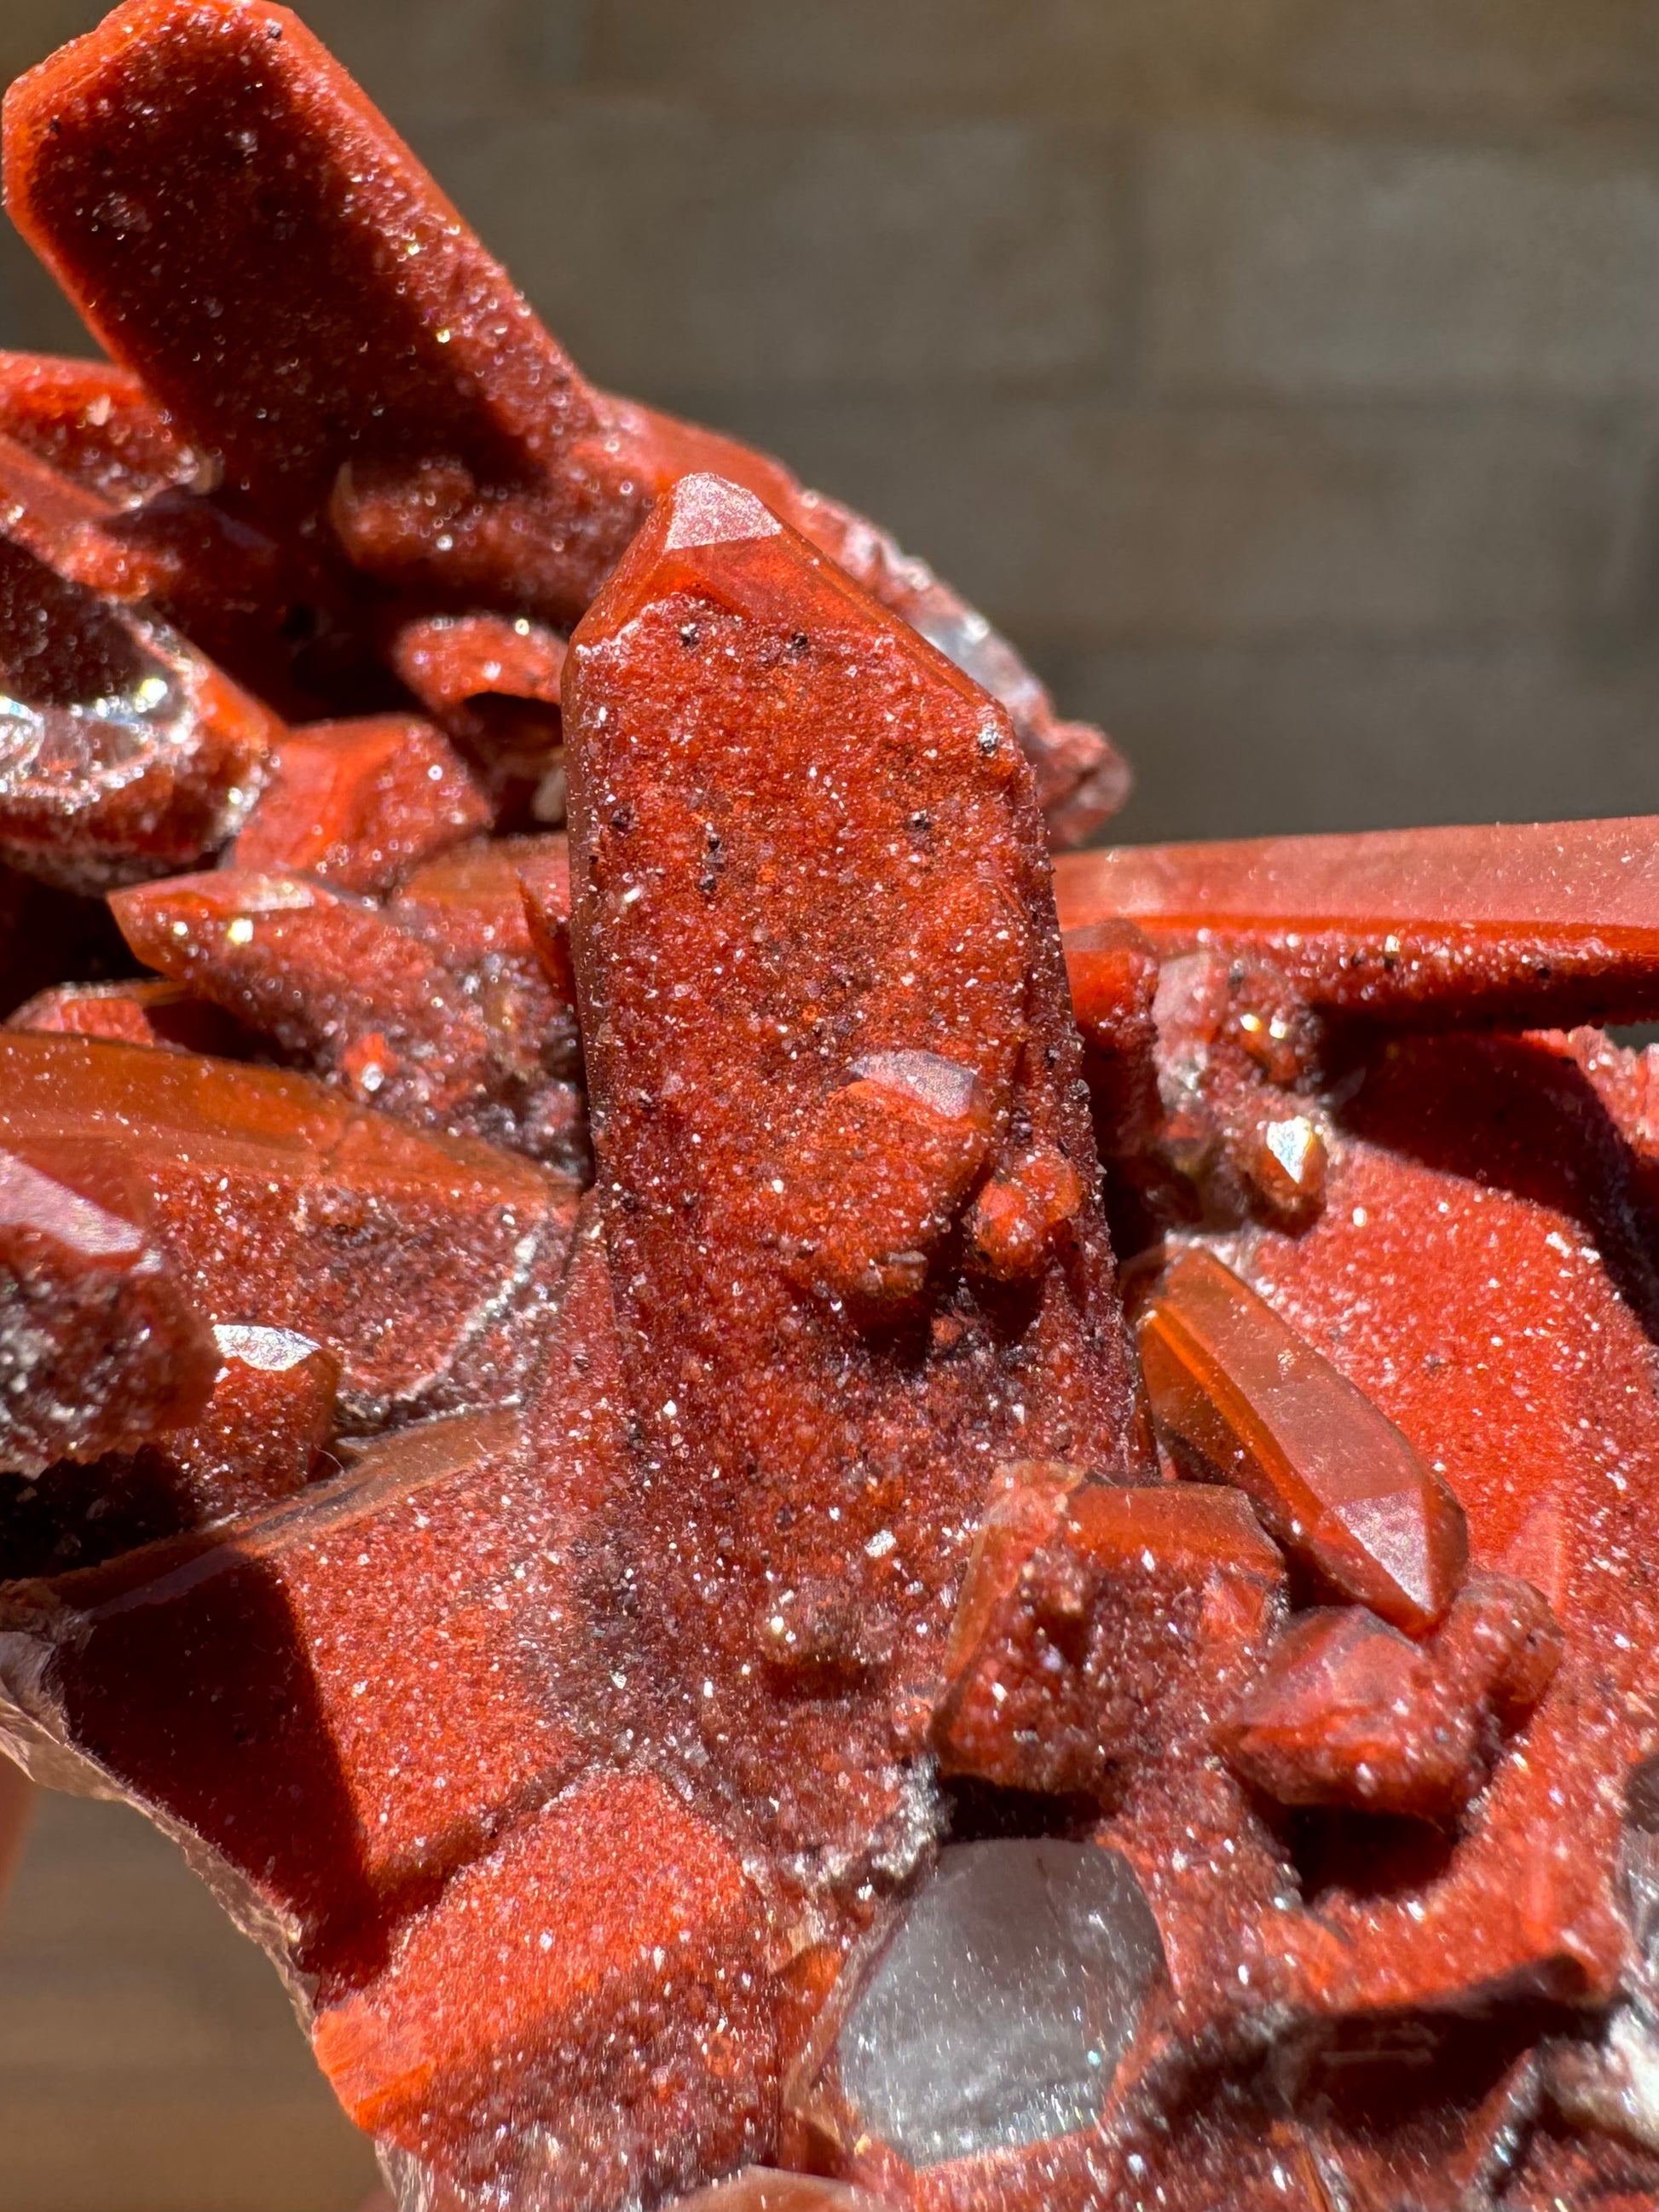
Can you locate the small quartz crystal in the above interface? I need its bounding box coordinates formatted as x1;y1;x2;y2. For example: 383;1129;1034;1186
833;1839;1165;2169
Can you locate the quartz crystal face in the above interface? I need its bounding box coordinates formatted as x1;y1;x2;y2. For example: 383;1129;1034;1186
835;1840;1165;2169
0;3;1654;2209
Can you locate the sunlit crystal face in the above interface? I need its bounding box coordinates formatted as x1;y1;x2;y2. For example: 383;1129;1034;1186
835;1840;1165;2167
0;551;184;800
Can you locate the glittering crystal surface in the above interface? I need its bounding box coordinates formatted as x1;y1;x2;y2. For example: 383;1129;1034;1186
1142;1246;1468;1633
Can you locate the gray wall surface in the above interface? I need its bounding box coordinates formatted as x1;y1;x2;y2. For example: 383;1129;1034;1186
0;5;1654;2209
3;0;1656;843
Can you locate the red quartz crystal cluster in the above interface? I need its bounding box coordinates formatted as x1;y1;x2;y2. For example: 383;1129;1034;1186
0;7;1656;2210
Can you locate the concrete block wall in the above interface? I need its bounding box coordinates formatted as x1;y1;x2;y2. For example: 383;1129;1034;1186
3;0;1657;840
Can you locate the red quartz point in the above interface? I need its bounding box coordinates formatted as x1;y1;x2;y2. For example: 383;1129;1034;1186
0;427;175;601
0;1144;217;1472
0;425;284;664
152;1321;340;1513
2;0;1120;843
1141;1246;1468;1634
0;1032;576;1422
1217;1032;1659;2020
312;1768;773;2205
930;1458;1084;1711
933;1476;1285;1797
0;391;287;692
779;1050;998;1310
113;863;581;1162
228;715;491;894
1055;816;1659;1028
0;350;205;505
23;1405;600;1963
4;6;1655;2195
1220;1576;1560;1821
9;976;247;1056
565;471;1145;1867
4;1317;344;1576
0;525;280;890
389;614;568;721
112;869;498;1124
3;0;597;543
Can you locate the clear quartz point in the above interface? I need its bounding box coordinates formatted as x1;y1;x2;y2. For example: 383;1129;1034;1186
836;1838;1165;2169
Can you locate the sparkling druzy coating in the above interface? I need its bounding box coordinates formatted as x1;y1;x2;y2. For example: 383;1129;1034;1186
0;3;1653;2207
3;0;1124;845
563;473;1143;1872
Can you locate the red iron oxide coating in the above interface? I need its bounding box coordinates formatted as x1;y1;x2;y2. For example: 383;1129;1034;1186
1055;816;1659;1028
564;472;1144;1875
0;1031;577;1423
8;976;250;1056
3;0;1122;844
1219;1577;1560;1820
228;714;491;894
1141;1245;1468;1634
0;348;205;504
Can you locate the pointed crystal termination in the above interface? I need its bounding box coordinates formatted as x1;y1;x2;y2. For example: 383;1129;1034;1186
1140;1247;1468;1634
0;1033;577;1425
112;869;499;1128
228;715;491;894
0;427;176;601
0;524;280;892
0;1145;217;1473
2;0;1122;843
8;978;249;1057
826;1840;1165;2170
0;349;206;506
1219;1575;1561;1821
3;0;599;543
0;1320;343;1579
1055;817;1659;1029
778;1050;997;1310
564;471;1145;1868
152;1323;340;1508
113;861;582;1163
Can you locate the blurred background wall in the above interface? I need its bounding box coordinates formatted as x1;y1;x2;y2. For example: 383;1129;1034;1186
6;0;1659;848
0;2;1653;2207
